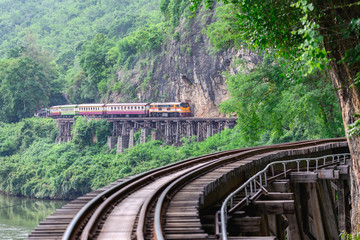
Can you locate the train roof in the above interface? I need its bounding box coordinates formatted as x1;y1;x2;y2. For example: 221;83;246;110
150;102;184;105
106;103;150;106
77;104;106;107
60;104;77;108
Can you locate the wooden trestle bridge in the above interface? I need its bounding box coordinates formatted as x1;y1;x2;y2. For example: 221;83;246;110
29;138;351;240
55;117;237;152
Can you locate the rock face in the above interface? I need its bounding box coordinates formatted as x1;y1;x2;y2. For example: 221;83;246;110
110;10;260;117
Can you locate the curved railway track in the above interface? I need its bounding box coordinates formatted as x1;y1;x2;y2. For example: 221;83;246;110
29;138;348;240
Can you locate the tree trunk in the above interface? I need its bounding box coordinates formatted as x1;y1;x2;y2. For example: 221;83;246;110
327;59;360;231
316;0;360;231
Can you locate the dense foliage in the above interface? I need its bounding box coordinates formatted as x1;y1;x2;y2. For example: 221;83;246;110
0;0;198;108
221;54;344;145
0;0;162;59
0;36;65;122
0;0;166;106
0;117;248;199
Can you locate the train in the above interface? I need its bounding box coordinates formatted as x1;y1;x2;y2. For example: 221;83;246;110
35;102;192;118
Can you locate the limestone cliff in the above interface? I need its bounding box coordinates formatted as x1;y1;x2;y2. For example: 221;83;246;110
109;9;260;117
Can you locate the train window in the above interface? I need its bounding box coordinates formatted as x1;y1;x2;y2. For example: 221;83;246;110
180;103;189;108
176;105;179;107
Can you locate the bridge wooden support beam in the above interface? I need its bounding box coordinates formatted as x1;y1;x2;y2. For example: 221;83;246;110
227;178;350;240
56;118;237;148
289;180;350;240
151;129;162;141
107;136;117;150
140;127;151;144
336;179;351;233
56;121;73;143
116;135;129;153
128;128;136;148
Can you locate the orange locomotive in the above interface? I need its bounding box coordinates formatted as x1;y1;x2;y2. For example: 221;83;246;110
149;102;191;117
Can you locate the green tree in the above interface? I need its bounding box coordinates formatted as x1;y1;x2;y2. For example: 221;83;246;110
0;36;64;122
77;34;115;101
0;57;50;122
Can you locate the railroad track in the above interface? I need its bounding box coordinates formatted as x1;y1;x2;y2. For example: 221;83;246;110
29;138;348;240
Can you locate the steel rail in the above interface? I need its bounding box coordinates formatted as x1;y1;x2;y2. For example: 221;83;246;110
220;151;350;240
62;147;247;240
61;138;345;239
85;142;279;239
138;140;323;239
153;138;346;240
